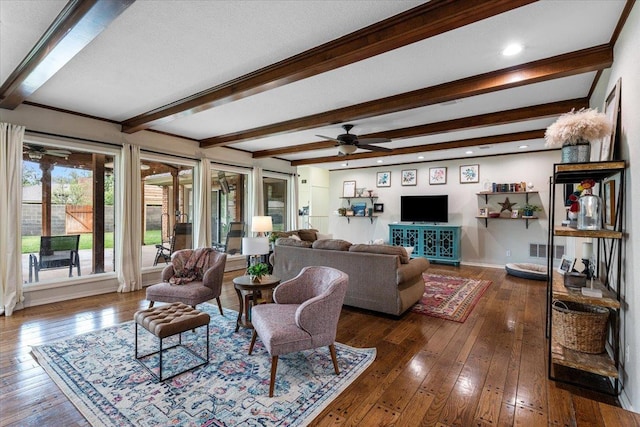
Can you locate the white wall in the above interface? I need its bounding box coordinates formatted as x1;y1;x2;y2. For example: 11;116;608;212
590;3;639;412
328;151;564;267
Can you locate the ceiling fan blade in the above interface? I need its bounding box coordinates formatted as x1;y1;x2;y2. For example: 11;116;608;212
358;137;391;144
316;134;341;143
46;152;70;158
358;144;393;152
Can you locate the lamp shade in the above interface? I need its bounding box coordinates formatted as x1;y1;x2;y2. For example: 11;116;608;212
251;216;273;233
338;144;357;155
242;237;269;256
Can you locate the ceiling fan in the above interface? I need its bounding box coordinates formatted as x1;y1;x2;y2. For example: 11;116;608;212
316;124;392;156
23;144;71;160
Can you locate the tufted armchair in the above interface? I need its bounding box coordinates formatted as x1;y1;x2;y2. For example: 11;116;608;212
146;249;226;315
248;266;348;396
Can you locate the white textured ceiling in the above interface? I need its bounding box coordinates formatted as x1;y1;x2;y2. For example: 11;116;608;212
0;0;628;170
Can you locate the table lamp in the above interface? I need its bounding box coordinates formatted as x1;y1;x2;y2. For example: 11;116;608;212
251;216;273;237
242;236;269;265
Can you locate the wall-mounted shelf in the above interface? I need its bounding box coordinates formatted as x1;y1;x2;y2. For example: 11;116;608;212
475;215;538;229
340;196;377;204
341;215;378;224
476;191;541;229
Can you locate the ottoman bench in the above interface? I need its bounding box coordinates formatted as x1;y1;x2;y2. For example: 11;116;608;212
134;302;210;381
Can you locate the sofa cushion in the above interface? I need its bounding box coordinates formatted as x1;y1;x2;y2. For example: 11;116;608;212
276;237;312;248
271;231;299;241
312;239;352;251
349;244;410;264
297;229;318;242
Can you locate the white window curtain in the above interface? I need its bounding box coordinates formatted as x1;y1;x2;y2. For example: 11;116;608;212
0;123;25;316
252;166;264;218
116;144;142;292
289;173;299;230
194;159;211;248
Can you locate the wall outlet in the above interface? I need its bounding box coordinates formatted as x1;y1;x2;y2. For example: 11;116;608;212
506;250;511;257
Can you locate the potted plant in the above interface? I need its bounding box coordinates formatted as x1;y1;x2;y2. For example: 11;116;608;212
544;108;611;163
522;204;540;218
247;263;269;283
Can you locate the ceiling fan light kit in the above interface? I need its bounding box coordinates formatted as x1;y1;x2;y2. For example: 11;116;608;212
338;145;357;155
317;124;392;156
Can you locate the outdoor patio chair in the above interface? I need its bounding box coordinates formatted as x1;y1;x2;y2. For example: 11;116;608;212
29;234;81;282
154;222;192;266
213;221;244;255
248;266;348;396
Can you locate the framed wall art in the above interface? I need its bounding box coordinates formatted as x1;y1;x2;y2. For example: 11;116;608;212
478;207;488;218
376;171;391;187
429;167;447;185
373;203;384;213
600;78;621;162
459;164;479;183
342;180;356;198
401;169;417;186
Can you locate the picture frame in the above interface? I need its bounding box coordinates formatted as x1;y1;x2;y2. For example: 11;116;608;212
376;171;391;187
373;203;384;213
342;180;356;198
478;207;488;218
459;164;479;183
401;169;417;186
352;202;367;217
345;209;354;217
603;180;615;227
557;255;575;275
600;78;621;162
511;209;520;219
429;167;447;185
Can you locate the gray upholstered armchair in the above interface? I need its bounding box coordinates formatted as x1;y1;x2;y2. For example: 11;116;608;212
146;249;226;315
248;266;348;396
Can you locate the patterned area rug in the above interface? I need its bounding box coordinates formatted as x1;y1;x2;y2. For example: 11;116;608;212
412;273;492;322
31;304;375;427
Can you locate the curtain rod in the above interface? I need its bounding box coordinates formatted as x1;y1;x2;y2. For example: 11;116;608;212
25;130;122;148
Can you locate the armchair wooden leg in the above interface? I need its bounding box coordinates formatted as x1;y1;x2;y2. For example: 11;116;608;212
248;330;258;355
215;297;224;316
329;344;340;375
269;356;278;397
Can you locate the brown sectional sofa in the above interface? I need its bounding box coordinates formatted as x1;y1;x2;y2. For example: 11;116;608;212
272;238;429;316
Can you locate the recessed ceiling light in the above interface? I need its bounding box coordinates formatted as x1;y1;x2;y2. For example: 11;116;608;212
418;156;424;160
465;150;473;154
519;145;529;149
502;43;523;56
341;163;348;167
376;160;383;164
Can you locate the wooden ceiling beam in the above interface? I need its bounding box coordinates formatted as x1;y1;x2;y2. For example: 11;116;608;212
290;130;545;166
252;98;588;158
202;45;611;148
120;0;536;133
0;0;135;110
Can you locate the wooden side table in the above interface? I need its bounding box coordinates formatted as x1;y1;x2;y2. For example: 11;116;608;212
232;275;280;332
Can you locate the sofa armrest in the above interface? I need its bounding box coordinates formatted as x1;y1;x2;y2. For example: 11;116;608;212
396;258;430;284
161;264;174;282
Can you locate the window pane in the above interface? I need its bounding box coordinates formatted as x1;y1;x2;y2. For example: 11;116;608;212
22;144;115;283
141;159;194;268
211;169;247;253
263;177;287;232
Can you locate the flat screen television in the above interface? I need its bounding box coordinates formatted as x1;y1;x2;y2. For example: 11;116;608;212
400;195;448;223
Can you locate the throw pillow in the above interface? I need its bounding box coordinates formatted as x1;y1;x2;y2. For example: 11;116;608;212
349;244;410;264
289;234;302;240
312;239;352;251
276;237;312;248
297;229;318;242
316;233;333;240
373;238;385;245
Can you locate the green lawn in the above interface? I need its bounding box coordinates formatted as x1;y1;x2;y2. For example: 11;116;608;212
21;230;163;254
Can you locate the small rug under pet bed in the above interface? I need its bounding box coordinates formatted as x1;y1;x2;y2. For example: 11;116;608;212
412;273;492;322
31;304;375;427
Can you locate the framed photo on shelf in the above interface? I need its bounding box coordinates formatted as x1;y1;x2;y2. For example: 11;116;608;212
459;164;479;183
401;169;417;186
557;255;575;275
478;207;488;218
511;209;520;219
603;180;615;227
600;78;621;161
429;167;447;185
352;202;367;217
342;181;356;198
376;171;391;187
373;203;384;213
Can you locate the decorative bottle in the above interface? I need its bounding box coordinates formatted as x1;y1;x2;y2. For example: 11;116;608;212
577;189;602;230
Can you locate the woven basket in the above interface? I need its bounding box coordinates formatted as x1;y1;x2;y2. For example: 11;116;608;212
552;300;609;354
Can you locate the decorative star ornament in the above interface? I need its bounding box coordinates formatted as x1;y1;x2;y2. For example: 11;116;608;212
498;197;517;212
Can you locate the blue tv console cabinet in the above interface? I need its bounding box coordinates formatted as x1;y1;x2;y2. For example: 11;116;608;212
388;223;461;266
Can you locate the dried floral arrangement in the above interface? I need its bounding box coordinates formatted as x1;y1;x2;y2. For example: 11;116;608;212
545;108;611;147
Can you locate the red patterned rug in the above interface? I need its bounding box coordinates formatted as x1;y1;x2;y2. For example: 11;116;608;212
412;274;492;322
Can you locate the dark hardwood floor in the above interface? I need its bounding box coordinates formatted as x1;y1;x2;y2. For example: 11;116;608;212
1;264;638;426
